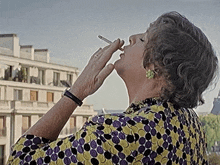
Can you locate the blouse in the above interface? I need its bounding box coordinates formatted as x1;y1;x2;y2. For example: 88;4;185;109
7;98;208;165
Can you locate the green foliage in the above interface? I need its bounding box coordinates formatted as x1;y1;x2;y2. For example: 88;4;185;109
208;153;220;165
199;114;220;151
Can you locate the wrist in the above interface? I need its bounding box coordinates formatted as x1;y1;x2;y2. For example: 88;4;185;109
68;87;86;101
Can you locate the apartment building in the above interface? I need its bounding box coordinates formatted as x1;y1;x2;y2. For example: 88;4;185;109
0;34;97;164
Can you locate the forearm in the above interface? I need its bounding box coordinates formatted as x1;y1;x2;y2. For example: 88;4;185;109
24;88;84;141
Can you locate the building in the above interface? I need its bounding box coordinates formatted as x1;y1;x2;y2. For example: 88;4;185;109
0;34;97;164
211;90;220;115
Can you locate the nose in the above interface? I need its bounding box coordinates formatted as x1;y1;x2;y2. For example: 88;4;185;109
129;35;137;45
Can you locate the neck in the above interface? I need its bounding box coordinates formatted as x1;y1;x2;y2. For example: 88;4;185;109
124;78;162;105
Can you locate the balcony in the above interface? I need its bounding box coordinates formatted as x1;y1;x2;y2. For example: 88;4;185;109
60;127;77;135
0;127;6;137
12;101;55;114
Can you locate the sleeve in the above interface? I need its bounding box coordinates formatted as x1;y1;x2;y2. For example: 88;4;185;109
7;112;150;165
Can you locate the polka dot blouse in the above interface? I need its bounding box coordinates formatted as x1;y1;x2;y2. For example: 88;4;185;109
7;98;208;165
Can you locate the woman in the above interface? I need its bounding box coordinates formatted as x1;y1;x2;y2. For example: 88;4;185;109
7;11;217;165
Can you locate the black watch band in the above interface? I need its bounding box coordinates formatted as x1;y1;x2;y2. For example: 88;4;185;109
64;89;83;106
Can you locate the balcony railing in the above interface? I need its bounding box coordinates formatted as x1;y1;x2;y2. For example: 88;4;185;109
60;127;77;135
0;127;6;137
22;128;29;134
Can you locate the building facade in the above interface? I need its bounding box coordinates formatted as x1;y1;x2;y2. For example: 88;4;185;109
0;34;97;164
211;90;220;115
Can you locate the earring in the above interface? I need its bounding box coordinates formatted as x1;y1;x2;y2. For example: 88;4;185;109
146;69;155;79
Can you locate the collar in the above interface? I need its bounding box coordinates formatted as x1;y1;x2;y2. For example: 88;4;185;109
125;97;163;114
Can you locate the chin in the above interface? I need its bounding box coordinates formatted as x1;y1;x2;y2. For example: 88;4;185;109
114;59;125;78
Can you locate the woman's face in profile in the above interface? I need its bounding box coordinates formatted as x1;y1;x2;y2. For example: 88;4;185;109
114;32;148;77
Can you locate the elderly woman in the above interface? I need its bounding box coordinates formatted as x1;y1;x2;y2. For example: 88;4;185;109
7;12;217;165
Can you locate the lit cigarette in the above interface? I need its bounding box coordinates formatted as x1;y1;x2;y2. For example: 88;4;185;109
98;35;123;51
98;35;112;44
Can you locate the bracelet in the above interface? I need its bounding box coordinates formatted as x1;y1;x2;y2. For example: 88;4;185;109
64;90;83;106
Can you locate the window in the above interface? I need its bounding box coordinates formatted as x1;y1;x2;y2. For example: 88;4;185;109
38;69;45;85
14;89;22;100
70;116;76;129
0;116;6;137
83;117;88;123
22;116;31;134
30;90;38;101
67;74;73;86
21;67;28;83
0;145;4;165
47;92;54;102
53;72;60;86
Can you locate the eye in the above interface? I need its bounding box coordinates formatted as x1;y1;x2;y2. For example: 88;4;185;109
140;38;144;42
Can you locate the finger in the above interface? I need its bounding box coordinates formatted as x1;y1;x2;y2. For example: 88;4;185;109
91;48;102;58
99;39;121;66
96;63;114;85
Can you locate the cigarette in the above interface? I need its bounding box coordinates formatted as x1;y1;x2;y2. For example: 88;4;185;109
98;35;123;51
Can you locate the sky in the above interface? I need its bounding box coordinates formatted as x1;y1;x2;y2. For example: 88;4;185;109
0;0;220;112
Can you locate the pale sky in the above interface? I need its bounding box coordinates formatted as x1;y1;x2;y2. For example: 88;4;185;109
0;0;220;111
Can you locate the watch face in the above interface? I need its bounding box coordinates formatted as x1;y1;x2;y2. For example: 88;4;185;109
61;88;70;97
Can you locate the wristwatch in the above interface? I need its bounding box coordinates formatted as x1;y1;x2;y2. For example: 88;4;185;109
62;88;83;106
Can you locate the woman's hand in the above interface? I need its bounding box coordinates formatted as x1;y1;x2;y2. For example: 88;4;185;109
70;39;124;100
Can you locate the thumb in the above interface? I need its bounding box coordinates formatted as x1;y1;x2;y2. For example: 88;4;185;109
96;64;114;85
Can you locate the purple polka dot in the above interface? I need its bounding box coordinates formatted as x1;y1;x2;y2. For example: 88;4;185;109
100;136;106;142
151;129;156;136
163;141;168;149
121;122;126;126
96;130;104;135
46;148;53;155
71;155;77;163
98;116;104;123
124;117;130;122
31;145;38;150
139;137;146;144
111;131;118;136
144;125;150;132
119;133;125;139
92;116;98;122
37;158;43;165
25;155;32;162
51;154;58;161
16;151;22;157
145;141;152;148
79;138;85;145
77;145;84;153
138;146;145;153
133;116;141;122
155;113;161;119
64;157;71;165
149;121;155;128
24;140;32;146
120;160;128;165
112;155;119;163
168;136;172;143
73;140;78;147
90;149;97;157
112;137;120;144
168;152;172;159
97;146;103;154
163;134;167;140
65;149;72;157
168;124;173;130
54;146;60;153
150;151;157;159
149;160;155;165
33;137;41;144
113;121;121;128
142;157;150;163
118;152;125;159
90;140;97;148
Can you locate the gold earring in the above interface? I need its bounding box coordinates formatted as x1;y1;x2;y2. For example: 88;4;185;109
146;69;155;79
